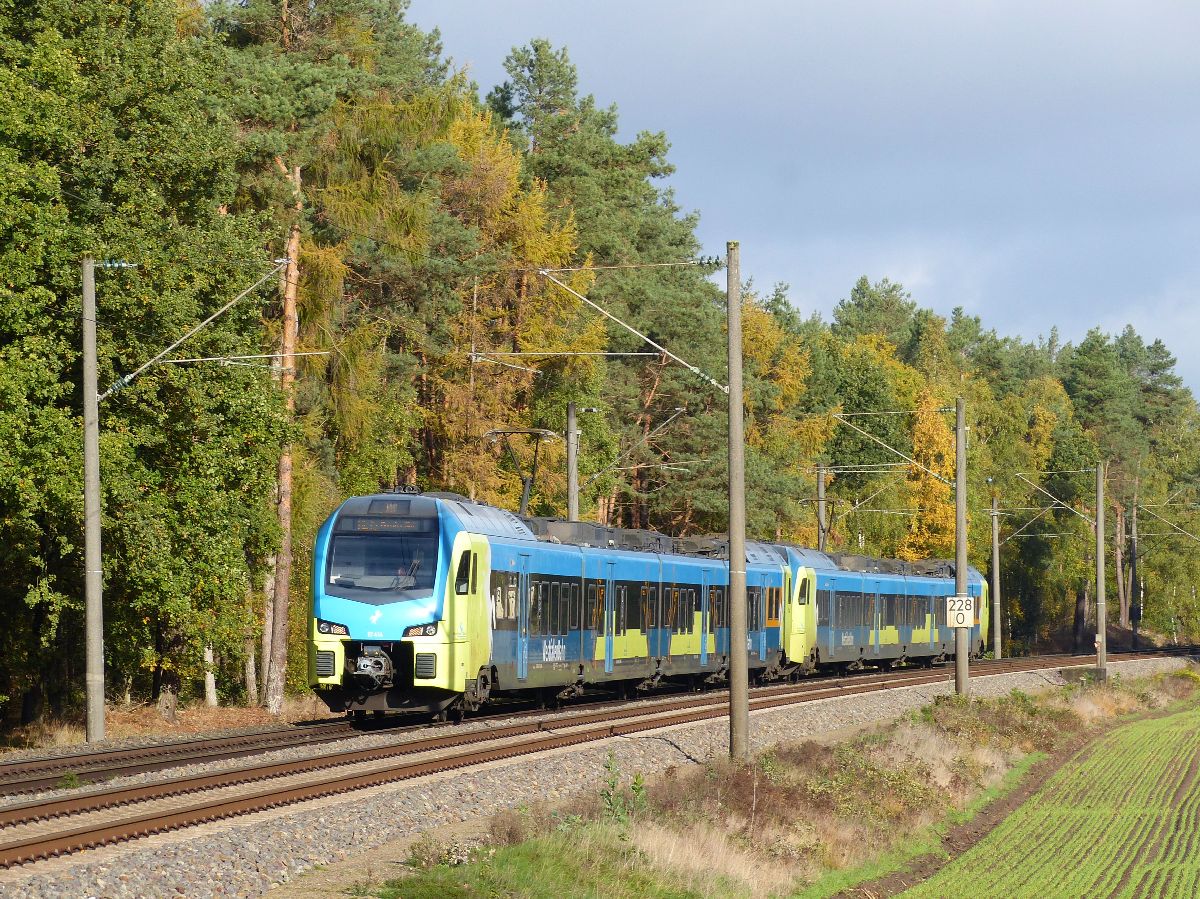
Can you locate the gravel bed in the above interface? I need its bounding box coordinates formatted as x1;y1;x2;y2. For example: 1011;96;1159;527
0;719;346;769
0;693;710;808
0;656;1187;899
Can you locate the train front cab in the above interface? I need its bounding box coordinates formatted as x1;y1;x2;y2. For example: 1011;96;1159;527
308;495;494;715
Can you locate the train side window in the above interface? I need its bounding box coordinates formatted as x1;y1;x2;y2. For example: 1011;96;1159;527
649;586;658;628
454;552;471;595
530;582;543;634
569;583;580;631
640;586;650;632
627;584;641;632
816;588;831;627
797;577;808;605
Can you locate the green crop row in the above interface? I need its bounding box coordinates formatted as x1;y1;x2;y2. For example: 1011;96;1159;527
901;703;1200;898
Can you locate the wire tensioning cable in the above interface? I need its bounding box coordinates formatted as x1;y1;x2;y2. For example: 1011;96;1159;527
160;351;330;365
1137;504;1200;547
537;270;728;394
100;261;288;401
1014;472;1095;526
536;259;718;273
831;413;953;486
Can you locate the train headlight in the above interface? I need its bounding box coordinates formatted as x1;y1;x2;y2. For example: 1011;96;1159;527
403;622;438;637
317;619;349;636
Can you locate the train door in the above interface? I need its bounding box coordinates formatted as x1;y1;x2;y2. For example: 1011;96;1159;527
754;572;768;660
650;559;665;659
517;555;530;681
604;561;615;675
700;569;709;667
785;570;807;663
572;563;584;665
871;579;881;656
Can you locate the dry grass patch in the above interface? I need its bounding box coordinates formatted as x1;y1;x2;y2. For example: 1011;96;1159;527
1;694;340;753
632;820;801;899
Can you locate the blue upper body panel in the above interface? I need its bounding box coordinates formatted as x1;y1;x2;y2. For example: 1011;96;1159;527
313;493;979;641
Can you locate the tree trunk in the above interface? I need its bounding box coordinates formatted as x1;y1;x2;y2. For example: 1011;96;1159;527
203;644;218;707
243;636;258;707
156;629;183;722
266;167;302;717
157;668;180;724
259;557;275;705
1114;506;1129;629
151;620;163;702
1073;581;1089;652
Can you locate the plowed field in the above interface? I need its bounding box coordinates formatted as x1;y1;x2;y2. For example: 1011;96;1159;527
902;701;1200;898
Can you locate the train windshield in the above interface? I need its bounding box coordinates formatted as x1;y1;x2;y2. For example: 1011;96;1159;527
324;511;439;603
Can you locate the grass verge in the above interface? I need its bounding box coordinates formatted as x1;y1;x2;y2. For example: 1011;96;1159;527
368;666;1199;899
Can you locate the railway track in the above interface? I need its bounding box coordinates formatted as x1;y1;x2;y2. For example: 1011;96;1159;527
0;653;1076;796
0;648;1180;798
0;719;364;796
0;650;1169;869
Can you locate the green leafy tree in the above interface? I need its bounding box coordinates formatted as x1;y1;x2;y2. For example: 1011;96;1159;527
0;0;285;723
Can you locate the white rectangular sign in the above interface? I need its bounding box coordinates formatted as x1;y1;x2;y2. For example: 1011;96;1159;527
946;595;973;629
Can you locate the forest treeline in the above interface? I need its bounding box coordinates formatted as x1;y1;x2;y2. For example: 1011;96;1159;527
2;0;1198;725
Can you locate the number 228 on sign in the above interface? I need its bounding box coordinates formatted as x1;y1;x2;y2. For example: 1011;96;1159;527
946;595;973;628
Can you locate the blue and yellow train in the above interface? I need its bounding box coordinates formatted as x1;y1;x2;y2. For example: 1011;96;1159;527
308;490;988;716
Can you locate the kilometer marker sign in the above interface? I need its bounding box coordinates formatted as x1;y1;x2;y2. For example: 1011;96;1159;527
946;594;973;628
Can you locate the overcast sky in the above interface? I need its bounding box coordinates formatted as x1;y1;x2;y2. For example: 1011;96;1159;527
406;1;1200;388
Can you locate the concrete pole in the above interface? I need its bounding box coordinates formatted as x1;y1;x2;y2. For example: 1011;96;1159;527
566;402;579;522
1130;501;1139;649
991;495;1001;660
1096;462;1107;680
816;463;827;552
954;396;969;695
727;240;749;761
82;257;106;742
